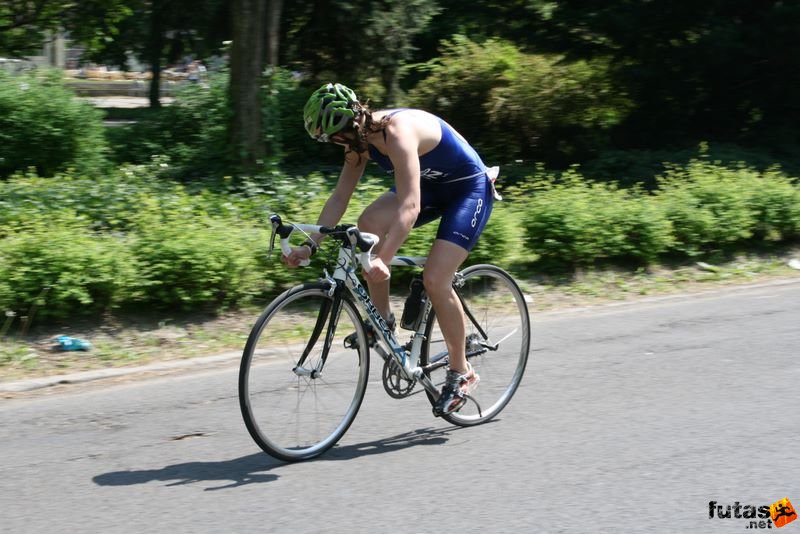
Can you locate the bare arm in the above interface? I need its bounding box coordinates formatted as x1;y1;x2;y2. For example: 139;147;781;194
376;119;421;263
283;149;366;267
309;150;368;244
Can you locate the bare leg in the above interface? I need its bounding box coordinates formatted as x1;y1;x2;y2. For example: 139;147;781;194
423;239;469;373
357;192;400;321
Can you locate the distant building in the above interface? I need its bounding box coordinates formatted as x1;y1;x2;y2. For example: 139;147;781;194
24;31;84;69
25;31;66;68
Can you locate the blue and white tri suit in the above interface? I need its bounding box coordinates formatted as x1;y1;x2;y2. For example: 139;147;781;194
367;109;495;251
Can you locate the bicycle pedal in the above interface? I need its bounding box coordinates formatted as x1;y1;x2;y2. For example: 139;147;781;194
343;330;379;349
432;396;466;418
343;332;359;349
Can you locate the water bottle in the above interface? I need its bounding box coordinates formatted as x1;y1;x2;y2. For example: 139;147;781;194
400;277;427;330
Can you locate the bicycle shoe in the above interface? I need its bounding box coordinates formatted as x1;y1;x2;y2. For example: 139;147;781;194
432;363;480;416
344;313;396;348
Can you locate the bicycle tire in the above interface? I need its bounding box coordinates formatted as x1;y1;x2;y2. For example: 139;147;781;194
239;282;369;461
420;264;530;426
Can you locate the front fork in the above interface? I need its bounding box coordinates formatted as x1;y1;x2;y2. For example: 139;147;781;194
292;275;343;378
293;268;441;399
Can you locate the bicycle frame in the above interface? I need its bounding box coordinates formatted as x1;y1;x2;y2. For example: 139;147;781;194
330;245;442;397
240;216;530;462
271;217;445;396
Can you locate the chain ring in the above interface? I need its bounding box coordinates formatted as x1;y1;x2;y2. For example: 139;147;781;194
381;358;416;399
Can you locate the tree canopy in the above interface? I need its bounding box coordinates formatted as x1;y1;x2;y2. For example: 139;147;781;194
0;1;132;57
3;0;799;171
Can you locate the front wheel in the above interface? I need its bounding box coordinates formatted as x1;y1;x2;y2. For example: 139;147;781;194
239;283;369;461
421;264;530;426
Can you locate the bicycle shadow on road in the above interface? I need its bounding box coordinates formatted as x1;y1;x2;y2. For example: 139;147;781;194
324;424;462;461
92;425;469;491
93;453;279;490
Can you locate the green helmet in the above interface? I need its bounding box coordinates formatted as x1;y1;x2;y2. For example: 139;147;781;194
303;83;359;142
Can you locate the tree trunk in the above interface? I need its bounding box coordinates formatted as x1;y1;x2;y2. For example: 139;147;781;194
382;66;399;107
265;0;284;67
230;0;268;170
147;0;164;109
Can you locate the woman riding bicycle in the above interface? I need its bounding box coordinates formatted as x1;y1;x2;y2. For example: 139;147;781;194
284;82;497;416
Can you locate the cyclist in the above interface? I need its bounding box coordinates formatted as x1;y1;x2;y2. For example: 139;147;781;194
284;82;498;416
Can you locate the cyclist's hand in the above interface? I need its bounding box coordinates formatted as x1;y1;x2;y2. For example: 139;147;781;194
282;246;311;268
363;257;390;283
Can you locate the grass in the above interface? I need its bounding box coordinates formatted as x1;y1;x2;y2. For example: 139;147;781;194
1;247;798;383
0;310;256;382
516;248;799;310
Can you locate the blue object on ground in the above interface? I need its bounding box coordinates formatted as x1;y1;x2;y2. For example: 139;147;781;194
55;335;92;351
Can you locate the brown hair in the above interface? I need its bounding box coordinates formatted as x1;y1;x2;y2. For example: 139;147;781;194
342;101;391;164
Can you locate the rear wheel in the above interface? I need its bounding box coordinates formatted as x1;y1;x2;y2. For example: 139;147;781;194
421;264;530;426
239;284;369;461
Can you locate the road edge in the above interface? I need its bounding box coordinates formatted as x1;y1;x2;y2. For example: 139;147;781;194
2;276;799;394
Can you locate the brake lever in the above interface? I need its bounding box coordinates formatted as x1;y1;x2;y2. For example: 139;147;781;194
268;215;281;260
268;227;277;259
345;226;379;271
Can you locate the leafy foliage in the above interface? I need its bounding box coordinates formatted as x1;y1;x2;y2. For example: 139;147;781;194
0;70;107;177
107;71;232;176
7;0;800;174
655;158;800;256
538;1;800;150
129;209;268;311
407;36;630;163
108;68;316;177
518;154;800;270
0;213;138;320
80;0;228;69
0;0;131;57
519;170;674;270
3;154;798;322
282;0;439;104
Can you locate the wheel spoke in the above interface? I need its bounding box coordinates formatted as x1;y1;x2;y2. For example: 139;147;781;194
421;265;530;426
239;287;369;461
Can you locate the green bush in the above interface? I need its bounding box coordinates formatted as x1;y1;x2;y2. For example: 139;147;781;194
0;214;136;320
407;36;630;164
3;156;797;322
462;199;515;267
656;159;800;255
0;70;107;177
0;165;328;311
408;36;517;158
107;71;232;177
487;56;630;164
744;168;800;242
616;195;675;264
0;161;175;235
129;205;268;310
520;169;674;269
519;158;800;269
582;143;800;188
656;160;758;256
108;68;316;177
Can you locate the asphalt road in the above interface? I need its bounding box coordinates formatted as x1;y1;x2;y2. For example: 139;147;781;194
1;281;799;533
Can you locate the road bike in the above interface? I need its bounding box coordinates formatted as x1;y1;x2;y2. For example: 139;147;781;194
238;214;530;461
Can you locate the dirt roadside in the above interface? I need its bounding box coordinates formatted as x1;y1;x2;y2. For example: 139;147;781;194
2;253;798;399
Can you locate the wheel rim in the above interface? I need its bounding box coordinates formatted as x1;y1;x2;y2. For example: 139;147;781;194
424;266;530;424
240;288;368;460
